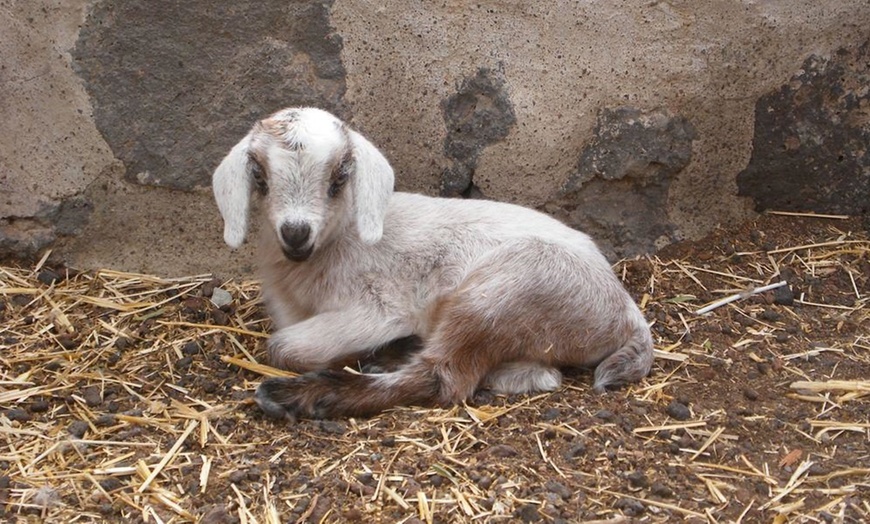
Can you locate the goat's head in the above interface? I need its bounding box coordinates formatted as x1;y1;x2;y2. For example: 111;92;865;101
212;107;395;260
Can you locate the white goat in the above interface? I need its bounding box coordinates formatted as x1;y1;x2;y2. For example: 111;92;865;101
212;107;654;420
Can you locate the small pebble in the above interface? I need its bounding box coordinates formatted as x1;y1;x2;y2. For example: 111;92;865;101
99;478;123;492
319;420;346;435
563;442;587;459
57;334;78;350
650;481;674;498
516;503;542;523
627;470;649;488
200;504;233;524
485;444;518;458
95;414;116;427
182;341;201;355
595;409;615;421
37;269;61;286
44;360;63;371
545;480;572;499
773;284;794;306
201;277;222;298
4;409;31;422
29;400;50;413
211;309;229;325
228;469;247;484
83;387;102;407
541;407;561;421
246;467;262;481
760;309;781;322
614;497;645;517
743;387;760;401
210;288;233;308
68;420;89;438
11;295;30;307
666;400;691;421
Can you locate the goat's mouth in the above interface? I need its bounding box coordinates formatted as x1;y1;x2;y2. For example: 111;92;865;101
281;244;314;262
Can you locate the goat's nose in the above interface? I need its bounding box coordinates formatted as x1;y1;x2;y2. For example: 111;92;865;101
280;222;311;249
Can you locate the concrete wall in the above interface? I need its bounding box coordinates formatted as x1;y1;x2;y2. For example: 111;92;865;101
1;0;868;275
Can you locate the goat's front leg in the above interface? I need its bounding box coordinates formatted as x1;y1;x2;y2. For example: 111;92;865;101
267;308;412;372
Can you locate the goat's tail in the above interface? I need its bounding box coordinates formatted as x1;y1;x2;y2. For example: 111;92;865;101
255;359;442;420
591;319;654;393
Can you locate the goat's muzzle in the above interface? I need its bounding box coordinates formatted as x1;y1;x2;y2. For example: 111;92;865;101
280;222;313;262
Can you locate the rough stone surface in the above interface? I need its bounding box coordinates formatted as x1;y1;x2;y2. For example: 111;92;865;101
737;42;870;214
0;0;116;260
441;67;516;197
72;0;347;190
1;0;869;274
566;107;696;189
557;107;696;256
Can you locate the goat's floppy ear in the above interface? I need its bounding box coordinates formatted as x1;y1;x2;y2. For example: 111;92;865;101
348;129;395;244
212;134;254;248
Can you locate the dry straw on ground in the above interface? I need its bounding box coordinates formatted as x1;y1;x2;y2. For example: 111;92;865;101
0;214;868;523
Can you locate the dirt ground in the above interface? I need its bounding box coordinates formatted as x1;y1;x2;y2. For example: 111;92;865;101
1;213;868;523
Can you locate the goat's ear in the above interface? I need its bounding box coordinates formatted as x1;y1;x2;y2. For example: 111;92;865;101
348;129;394;244
212;134;254;248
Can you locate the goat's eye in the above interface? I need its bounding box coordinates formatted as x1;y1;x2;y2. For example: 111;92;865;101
250;160;268;194
328;168;349;198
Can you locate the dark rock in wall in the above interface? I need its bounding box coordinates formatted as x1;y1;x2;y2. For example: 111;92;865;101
52;197;94;237
73;0;347;190
556;106;696;257
0;220;56;260
441;67;516;197
737;42;870;215
0;197;93;260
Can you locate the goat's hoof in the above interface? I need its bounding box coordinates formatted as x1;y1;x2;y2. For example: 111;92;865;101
255;377;299;421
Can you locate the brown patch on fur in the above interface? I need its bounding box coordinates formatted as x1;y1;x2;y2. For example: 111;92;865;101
309;335;423;373
255;364;441;419
423;297;524;403
256;117;304;152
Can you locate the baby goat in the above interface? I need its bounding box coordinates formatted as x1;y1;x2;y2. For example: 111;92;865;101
212;107;654;420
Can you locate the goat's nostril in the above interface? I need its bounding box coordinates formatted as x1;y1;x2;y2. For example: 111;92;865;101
280;222;311;249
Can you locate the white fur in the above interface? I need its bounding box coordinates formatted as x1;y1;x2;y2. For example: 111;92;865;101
347;129;394;244
213;107;654;411
484;362;563;394
212;135;253;248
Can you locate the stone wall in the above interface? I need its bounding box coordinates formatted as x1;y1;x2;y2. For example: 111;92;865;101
1;0;868;275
